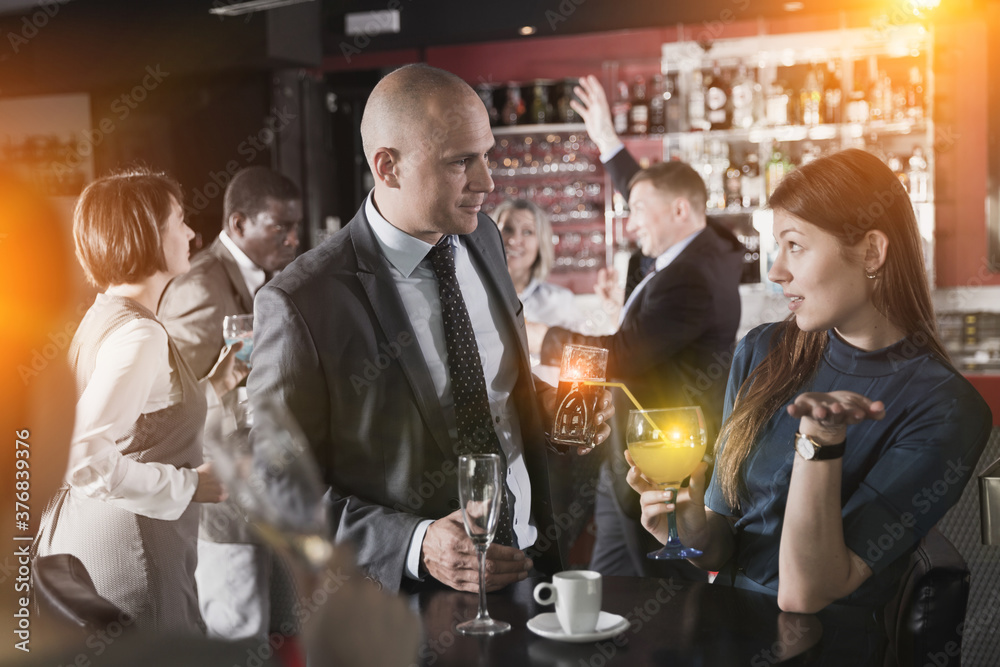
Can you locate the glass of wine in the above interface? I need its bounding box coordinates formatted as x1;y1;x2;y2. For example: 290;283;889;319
626;407;708;560
455;453;510;636
203;396;333;572
222;314;254;367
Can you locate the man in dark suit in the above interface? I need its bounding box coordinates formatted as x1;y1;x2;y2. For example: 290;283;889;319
544;76;744;578
248;64;613;594
158;167;301;639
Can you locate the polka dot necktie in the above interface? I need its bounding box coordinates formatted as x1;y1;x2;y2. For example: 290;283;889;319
428;237;514;547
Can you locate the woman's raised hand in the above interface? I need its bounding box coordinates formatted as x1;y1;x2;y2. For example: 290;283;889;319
625;451;710;547
787;391;886;445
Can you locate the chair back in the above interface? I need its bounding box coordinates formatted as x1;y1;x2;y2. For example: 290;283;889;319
33;553;133;635
882;527;969;667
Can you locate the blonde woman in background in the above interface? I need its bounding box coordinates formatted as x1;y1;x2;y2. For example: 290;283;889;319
493;198;581;355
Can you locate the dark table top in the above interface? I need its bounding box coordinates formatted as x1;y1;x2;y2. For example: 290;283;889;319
406;575;883;666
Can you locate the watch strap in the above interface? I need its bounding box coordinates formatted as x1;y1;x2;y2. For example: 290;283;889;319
796;431;845;460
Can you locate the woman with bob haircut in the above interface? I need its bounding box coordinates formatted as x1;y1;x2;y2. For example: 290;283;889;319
626;149;991;644
36;168;245;634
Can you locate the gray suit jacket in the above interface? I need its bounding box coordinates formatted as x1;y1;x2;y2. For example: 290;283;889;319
248;207;565;591
159;237;257;544
159;237;254;380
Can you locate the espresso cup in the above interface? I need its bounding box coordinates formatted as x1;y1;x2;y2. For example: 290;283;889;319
533;570;602;634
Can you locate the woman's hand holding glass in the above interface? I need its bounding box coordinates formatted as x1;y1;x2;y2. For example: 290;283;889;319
626;454;711;553
206;341;249;399
787;390;886;445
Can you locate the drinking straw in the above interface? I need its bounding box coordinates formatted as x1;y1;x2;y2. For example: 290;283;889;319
583;380;660;432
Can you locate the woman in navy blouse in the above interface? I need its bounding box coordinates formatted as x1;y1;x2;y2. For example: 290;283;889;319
626;149;991;618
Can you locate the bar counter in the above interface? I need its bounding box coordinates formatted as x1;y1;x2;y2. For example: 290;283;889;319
406;575;883;666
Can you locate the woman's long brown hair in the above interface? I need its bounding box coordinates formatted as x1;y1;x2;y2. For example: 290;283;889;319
715;149;949;508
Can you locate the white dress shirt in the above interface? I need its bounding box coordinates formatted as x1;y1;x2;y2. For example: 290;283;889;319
67;315;218;520
365;193;537;579
619;229;704;326
520;279;581;330
218;231;268;296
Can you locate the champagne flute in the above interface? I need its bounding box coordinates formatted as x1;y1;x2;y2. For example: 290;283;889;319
203;396;333;571
455;453;511;636
626;407;708;560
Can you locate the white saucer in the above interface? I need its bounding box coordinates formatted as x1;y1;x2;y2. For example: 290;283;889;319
527;611;629;643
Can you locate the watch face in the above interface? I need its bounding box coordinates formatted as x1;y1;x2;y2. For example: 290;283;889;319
795;434;816;460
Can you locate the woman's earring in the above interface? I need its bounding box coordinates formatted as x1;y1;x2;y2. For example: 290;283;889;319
865;267;879;280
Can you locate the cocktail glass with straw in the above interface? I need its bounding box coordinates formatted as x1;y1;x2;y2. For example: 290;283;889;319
583;382;708;560
625;406;708;560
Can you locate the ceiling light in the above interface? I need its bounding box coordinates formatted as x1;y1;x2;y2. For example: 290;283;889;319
519;26;537;36
209;0;315;17
783;2;805;11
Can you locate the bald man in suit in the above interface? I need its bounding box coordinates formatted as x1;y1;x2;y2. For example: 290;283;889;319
248;64;614;593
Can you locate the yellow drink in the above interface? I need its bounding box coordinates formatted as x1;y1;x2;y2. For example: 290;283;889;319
628;437;707;485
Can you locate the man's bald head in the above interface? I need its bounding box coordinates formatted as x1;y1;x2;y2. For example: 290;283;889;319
361;64;480;165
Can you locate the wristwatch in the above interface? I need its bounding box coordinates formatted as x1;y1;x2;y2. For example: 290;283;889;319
794;431;845;460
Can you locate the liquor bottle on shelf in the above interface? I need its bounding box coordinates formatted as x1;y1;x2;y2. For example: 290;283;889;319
558;79;581;123
730;65;755;129
823;62;843;124
787;79;801;126
887;153;910;193
648;74;666;135
868;67;892;123
628;75;650;135
740;151;762;208
477;84;499;126
907;146;929;202
800;65;822;126
907;66;925;122
706;139;729;210
799;142;821;166
530;80;555;124
846;71;869;124
766;81;789;126
688;70;709;131
664;73;683;133
612;81;631;135
725;155;743;209
501;83;525;126
765;147;792;200
705;65;732;131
